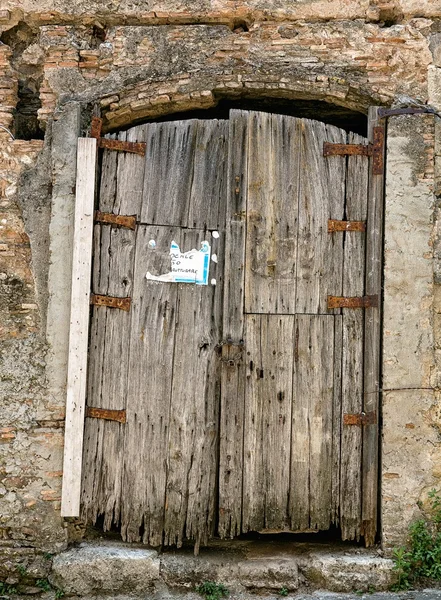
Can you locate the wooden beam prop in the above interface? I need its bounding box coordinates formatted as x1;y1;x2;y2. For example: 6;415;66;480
61;137;97;517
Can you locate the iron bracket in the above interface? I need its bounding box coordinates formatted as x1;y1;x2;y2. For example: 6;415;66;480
323;126;384;175
377;106;438;119
94;211;137;230
86;407;126;423
327;295;378;309
344;411;377;426
328;219;366;232
90;117;146;156
90;294;131;311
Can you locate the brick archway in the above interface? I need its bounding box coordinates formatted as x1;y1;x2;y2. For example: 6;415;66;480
100;73;377;132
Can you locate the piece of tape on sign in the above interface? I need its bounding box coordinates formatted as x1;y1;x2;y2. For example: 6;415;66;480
146;240;211;285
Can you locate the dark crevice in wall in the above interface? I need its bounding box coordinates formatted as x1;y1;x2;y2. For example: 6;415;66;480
1;21;44;140
376;5;404;27
232;19;250;33
15;79;43;140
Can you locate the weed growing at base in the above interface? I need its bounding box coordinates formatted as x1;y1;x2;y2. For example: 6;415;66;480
196;581;229;600
392;489;441;590
0;582;17;596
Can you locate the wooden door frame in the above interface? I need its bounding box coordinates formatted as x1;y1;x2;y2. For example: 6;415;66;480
361;106;385;545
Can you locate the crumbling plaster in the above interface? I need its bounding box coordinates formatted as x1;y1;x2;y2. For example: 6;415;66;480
1;0;441;580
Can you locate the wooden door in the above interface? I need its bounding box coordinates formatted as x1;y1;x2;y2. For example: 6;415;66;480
218;110;379;545
81;109;382;548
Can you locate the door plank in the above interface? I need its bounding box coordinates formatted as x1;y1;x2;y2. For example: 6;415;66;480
219;110;249;539
362;107;384;546
141;121;198;227
340;132;369;541
114;126;148;217
81;128;146;527
120;225;181;546
164;228;223;550
245;112;300;314
188;120;229;230
242;314;294;532
290;315;336;531
331;314;343;526
296;120;346;314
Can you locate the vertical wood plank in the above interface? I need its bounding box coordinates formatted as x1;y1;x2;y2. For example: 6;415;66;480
141;121;198;227
219;110;249;538
331;313;343;526
308;315;335;530
164;228;223;550
61;137;97;517
290;315;335;531
245;113;300;314
340;132;369;541
296;120;346;314
362;107;384;546
188;120;229;230
121;225;181;546
242;314;294;532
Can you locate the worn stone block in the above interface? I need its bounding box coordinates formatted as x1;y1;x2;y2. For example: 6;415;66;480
237;558;299;590
50;543;160;595
302;553;395;592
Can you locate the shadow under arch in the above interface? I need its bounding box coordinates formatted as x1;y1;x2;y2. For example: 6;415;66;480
100;73;380;137
146;98;367;136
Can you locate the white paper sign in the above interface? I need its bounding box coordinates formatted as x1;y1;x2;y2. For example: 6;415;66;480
146;240;211;285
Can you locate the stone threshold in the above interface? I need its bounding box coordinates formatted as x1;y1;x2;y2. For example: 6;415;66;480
49;539;395;597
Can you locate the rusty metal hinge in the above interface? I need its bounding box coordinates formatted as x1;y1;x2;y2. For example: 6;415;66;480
90;117;146;156
86;407;126;423
323;126;385;175
94;211;137;230
327;295;378;309
328;219;366;232
344;411;377;426
323;142;371;157
90;294;131;311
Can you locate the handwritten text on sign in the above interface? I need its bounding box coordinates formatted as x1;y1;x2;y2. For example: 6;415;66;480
146;240;210;285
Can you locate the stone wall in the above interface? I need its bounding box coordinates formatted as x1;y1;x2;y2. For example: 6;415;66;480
2;0;441;577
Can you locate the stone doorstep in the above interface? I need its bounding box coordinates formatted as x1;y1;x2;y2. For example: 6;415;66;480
49;540;396;597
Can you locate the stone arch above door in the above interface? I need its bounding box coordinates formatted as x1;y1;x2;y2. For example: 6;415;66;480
100;73;377;133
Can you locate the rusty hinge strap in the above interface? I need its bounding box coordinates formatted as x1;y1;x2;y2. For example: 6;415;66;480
372;126;385;176
86;407;126;423
94;211;137;230
328;219;366;232
323;142;372;157
323;126;384;175
99;138;146;155
327;295;378;309
344;411;377;426
90;116;102;139
90;117;146;156
90;293;131;311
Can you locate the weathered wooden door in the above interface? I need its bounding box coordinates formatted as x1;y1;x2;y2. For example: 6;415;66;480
81;109;382;548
